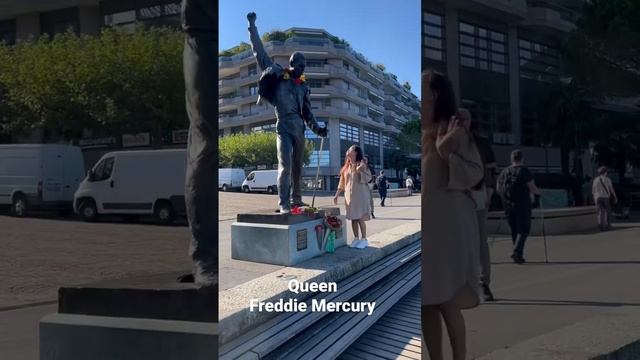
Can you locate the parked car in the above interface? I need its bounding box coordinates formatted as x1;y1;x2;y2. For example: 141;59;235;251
218;168;246;192
242;170;278;194
0;144;85;216
74;149;186;224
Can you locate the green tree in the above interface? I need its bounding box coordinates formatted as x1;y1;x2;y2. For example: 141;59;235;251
396;116;421;156
403;82;412;91
387;116;421;178
539;80;596;176
219;132;313;168
219;41;251;57
261;30;295;43
564;0;640;96
0;27;185;142
592;115;640;184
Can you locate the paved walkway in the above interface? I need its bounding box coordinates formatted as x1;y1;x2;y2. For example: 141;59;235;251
446;214;640;359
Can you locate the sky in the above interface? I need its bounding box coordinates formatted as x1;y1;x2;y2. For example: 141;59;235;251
219;0;421;97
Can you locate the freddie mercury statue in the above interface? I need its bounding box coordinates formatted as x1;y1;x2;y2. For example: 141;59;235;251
247;12;328;214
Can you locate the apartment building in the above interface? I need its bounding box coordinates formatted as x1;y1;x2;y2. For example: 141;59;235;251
219;28;421;190
423;0;584;170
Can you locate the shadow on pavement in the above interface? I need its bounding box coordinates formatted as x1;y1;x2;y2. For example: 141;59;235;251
484;298;640;307
492;260;640;265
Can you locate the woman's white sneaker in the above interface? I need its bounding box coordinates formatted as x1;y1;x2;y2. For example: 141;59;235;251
356;238;369;249
349;238;361;248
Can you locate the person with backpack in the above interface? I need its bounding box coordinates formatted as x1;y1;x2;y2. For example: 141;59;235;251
377;170;388;206
497;150;541;264
592;166;617;231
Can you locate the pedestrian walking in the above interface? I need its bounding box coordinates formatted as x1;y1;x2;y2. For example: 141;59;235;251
406;176;415;195
459;108;496;301
334;145;372;249
377;170;388;206
497;149;541;264
422;71;484;360
592;166;617;231
364;156;376;219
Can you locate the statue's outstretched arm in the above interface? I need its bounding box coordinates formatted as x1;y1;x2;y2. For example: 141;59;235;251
247;12;272;71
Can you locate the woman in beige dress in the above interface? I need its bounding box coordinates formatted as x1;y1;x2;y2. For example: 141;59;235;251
422;71;482;360
334;145;372;249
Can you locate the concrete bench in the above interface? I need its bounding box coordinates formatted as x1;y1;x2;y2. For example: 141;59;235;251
487;206;597;236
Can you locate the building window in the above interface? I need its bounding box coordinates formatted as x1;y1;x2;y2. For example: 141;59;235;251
423;12;445;61
305;120;327;139
103;2;181;29
305;150;330;168
307;79;325;88
339;122;359;142
41;7;80;36
0;19;16;45
363;128;380;147
458;22;508;74
307;59;326;68
462;99;511;144
251;122;276;133
250;85;258;96
248;64;257;76
383;135;397;149
519;38;559;82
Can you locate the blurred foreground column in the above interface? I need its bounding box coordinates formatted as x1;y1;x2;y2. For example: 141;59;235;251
182;0;218;287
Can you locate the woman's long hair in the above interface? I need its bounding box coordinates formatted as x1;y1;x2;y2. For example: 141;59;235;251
430;71;457;123
422;70;457;157
340;145;364;177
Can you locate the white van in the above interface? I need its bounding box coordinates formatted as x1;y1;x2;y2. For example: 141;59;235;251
218;168;245;192
0;144;85;216
74;149;187;224
242;170;278;194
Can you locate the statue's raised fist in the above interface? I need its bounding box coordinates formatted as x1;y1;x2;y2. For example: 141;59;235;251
247;12;257;24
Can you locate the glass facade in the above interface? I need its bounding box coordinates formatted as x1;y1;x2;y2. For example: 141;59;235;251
459;22;507;74
103;2;181;30
423;12;445;61
519;38;560;82
0;19;16;45
40;7;80;36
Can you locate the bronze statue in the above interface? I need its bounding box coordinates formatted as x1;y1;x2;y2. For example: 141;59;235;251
247;12;328;214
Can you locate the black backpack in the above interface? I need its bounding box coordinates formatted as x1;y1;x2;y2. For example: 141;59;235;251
497;166;519;208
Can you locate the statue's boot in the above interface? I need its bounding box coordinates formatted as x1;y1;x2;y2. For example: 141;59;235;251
291;200;309;207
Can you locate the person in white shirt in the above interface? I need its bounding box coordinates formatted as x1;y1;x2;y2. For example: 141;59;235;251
406;176;414;195
592;167;618;231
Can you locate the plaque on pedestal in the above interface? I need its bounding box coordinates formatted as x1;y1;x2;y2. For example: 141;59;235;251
231;207;346;266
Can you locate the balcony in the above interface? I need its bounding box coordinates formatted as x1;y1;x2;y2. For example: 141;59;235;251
384;124;401;134
219;73;259;89
315;106;384;129
447;0;527;21
218;94;259;111
219;109;275;127
522;3;576;35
